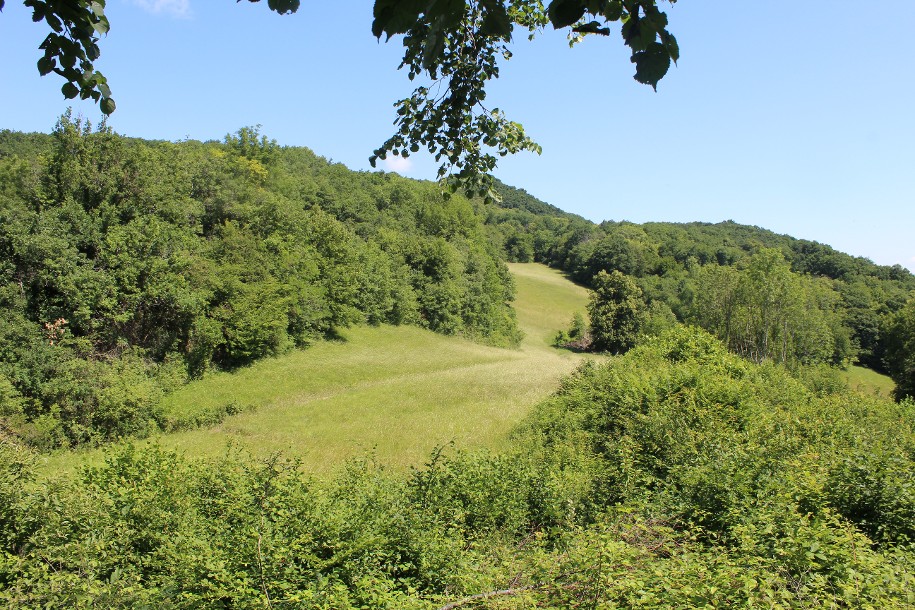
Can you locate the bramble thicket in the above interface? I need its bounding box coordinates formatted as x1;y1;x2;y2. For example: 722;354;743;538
2;326;914;607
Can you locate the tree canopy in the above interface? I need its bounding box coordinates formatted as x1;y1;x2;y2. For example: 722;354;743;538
587;269;646;353
6;0;679;195
0;118;521;448
883;296;915;400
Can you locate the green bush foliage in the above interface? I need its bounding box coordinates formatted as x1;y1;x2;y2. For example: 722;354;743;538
553;310;588;349
2;326;913;606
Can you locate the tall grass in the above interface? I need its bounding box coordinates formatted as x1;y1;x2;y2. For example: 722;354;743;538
40;264;597;475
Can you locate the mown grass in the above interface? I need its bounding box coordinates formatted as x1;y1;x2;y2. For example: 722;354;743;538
40;263;596;475
842;364;895;397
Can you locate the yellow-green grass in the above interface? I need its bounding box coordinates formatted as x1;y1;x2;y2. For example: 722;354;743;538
508;262;590;349
842;365;895;398
39;264;596;476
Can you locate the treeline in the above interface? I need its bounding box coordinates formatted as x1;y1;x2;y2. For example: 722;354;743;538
3;326;913;607
0;116;520;449
486;187;915;392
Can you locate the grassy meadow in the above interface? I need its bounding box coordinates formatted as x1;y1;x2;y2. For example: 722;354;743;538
41;263;597;475
842;364;896;397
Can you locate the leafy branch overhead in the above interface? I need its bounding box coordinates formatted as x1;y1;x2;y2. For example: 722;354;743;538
15;0;116;113
10;0;679;192
369;0;679;198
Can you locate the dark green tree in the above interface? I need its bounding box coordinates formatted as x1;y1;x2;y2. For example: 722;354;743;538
587;269;646;353
883;295;915;400
0;118;523;448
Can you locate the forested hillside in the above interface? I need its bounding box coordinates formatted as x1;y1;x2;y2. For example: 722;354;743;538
486;187;915;393
2;119;915;606
2;114;913;456
0;116;519;449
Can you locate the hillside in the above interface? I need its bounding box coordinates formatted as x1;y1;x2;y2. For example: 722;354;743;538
2;118;913;459
486;187;915;383
2;123;914;607
40;263;598;474
0;120;522;450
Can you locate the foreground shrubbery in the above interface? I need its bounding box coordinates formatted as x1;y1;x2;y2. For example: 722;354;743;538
2;326;913;607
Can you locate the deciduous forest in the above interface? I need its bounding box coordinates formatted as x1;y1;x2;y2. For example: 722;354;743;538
1;120;914;607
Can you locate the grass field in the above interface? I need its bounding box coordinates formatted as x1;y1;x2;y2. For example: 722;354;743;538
842;364;895;398
41;263;597;475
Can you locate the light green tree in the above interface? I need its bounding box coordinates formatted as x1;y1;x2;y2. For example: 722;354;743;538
687;248;850;365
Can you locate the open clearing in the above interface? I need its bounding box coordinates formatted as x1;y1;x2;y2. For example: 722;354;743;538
42;263;597;475
842;364;895;397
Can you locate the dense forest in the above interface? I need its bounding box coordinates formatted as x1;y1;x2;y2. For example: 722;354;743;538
0;116;519;449
485;184;915;394
1;120;915;606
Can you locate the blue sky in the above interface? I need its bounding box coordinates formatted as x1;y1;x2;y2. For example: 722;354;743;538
2;1;913;271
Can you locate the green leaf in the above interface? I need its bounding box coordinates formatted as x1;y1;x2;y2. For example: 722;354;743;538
602;0;622;22
101;97;116;115
661;31;679;63
46;13;63;32
61;82;79;99
266;0;300;14
79;69;95;86
547;0;586;29
642;6;668;31
622;15;656;52
37;56;55;76
421;31;445;70
631;42;671;90
92;17;109;35
372;0;422;39
480;3;512;39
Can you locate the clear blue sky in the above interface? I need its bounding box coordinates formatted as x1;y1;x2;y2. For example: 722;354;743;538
2;1;913;271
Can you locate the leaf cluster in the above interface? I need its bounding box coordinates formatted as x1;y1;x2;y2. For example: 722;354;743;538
20;0;116;113
371;0;679;198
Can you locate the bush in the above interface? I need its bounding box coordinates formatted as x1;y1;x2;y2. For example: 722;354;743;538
2;325;914;607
